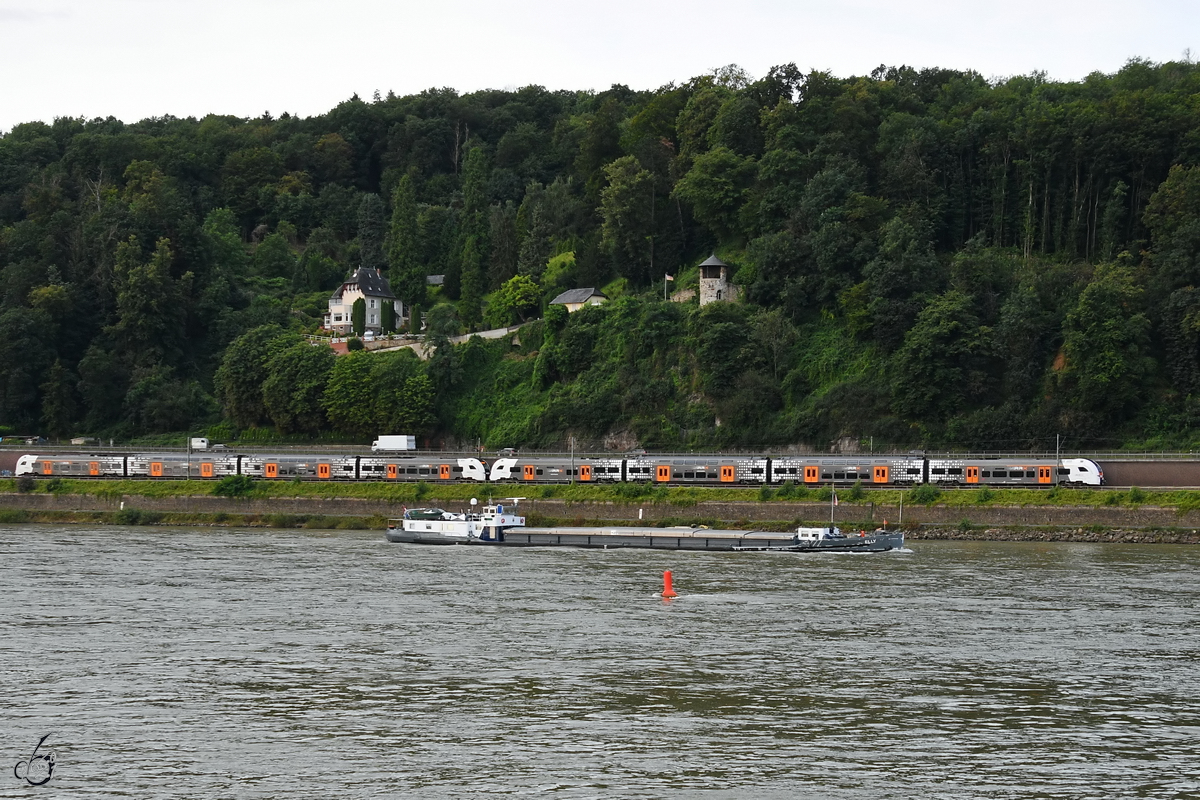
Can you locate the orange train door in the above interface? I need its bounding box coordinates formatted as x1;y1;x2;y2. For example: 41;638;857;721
201;463;214;478
438;464;451;480
1038;466;1052;484
873;465;889;484
317;464;331;479
89;461;100;477
966;466;979;484
42;461;53;475
387;464;398;479
523;465;536;481
580;465;592;481
656;465;671;483
150;462;163;477
720;465;735;483
804;466;819;484
264;463;278;478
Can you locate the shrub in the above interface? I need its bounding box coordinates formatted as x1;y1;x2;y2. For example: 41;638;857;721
975;486;994;504
114;508;164;525
45;477;66;494
758;485;774;501
1127;486;1147;504
214;475;256;498
776;480;796;499
15;475;35;493
908;483;942;505
815;486;833;502
347;337;364;351
847;480;865;502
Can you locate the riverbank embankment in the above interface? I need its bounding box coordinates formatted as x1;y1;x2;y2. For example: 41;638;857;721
2;492;1200;542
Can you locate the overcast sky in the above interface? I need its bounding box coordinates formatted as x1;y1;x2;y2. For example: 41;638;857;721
1;0;1196;132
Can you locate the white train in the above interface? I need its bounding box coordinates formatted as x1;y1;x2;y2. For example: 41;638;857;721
14;452;1105;487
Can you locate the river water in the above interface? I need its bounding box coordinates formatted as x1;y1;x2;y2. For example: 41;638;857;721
1;525;1198;799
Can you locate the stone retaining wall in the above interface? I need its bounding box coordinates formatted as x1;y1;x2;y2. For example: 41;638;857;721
2;493;1199;531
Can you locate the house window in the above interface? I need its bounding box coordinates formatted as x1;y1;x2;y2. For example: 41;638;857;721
370;299;376;308
716;290;722;300
334;315;342;322
369;315;377;324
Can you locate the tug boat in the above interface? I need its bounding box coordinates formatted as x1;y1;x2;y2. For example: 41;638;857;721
385;500;904;552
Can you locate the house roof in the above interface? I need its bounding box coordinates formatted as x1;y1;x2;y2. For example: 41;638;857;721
330;266;396;301
699;254;729;267
549;288;607;306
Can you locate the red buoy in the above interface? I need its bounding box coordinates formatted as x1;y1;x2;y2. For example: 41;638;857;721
661;570;678;598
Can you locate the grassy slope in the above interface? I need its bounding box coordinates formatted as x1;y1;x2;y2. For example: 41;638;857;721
4;479;1200;513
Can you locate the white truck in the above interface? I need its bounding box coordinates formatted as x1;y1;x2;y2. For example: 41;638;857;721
372;435;417;452
189;438;210;450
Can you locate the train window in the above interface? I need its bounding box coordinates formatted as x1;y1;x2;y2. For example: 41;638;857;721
822;473;832;479
1076;466;1088;472
1026;471;1036;478
452;466;463;473
536;468;544;475
931;468;945;475
907;468;920;475
948;468;962;475
343;466;354;471
981;471;991;477
751;468;763;475
1058;468;1070;476
833;472;844;480
993;470;1007;477
419;468;429;475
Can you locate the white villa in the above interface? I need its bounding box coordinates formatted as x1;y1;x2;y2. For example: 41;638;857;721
324;266;403;335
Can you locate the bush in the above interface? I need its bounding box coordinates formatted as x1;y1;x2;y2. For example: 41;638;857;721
347;337;364;351
908;483;942;505
114;508;164;525
776;480;796;499
214;475;256;498
1127;486;1147;504
45;478;66;494
15;475;35;493
975;486;994;504
847;479;865;502
758;485;774;501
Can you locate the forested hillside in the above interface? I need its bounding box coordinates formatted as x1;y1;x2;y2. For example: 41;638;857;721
3;60;1200;451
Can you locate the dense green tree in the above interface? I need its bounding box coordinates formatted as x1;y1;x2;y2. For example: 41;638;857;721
1059;263;1155;426
322;350;376;435
261;343;335;432
39;360;77;438
892;290;993;419
351;297;366;336
357;193;387;271
214;325;292;428
672;146;756;240
387;174;425;306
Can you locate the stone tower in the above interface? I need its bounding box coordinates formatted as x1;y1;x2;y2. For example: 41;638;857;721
698;254;738;306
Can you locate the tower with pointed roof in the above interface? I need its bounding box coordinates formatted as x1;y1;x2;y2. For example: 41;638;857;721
698;254;738;306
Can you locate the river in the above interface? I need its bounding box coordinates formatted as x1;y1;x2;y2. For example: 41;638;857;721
1;525;1197;798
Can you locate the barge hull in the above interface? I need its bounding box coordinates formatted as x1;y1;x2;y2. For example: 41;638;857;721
385;525;903;552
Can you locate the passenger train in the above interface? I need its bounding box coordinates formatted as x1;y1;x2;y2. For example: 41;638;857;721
15;451;1105;488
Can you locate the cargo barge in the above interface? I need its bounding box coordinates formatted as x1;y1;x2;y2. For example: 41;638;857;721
385;500;905;553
